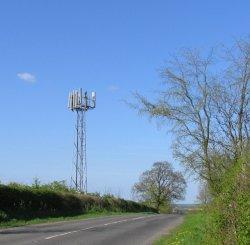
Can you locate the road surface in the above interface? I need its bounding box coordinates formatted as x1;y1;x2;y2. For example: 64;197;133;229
0;214;183;245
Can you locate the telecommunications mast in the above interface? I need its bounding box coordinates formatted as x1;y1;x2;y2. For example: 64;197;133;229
68;89;96;193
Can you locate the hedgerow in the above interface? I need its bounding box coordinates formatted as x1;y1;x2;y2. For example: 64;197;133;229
0;184;156;221
204;153;250;244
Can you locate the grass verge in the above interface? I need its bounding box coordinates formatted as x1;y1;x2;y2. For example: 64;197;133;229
0;211;153;229
154;212;209;245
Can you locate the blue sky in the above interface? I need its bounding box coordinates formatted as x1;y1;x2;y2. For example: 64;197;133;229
0;0;249;203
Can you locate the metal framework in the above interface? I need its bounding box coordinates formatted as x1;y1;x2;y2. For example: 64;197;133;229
68;89;96;193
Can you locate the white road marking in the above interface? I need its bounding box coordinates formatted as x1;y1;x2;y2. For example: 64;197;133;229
45;215;153;240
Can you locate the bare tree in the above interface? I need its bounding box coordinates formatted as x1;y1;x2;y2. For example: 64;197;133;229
196;181;211;204
211;39;250;159
133;161;186;211
132;38;250;191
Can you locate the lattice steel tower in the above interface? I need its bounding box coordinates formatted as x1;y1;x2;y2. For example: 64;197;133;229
68;89;96;193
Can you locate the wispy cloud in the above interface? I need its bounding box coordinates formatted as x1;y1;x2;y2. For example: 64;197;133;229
108;85;119;92
17;72;36;83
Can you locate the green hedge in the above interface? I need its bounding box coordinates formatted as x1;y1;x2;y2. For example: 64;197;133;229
205;154;250;244
0;185;156;221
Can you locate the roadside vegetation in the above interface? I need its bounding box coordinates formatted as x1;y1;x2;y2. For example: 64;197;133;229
0;180;157;228
132;37;250;244
154;153;249;244
204;153;250;244
154;212;208;245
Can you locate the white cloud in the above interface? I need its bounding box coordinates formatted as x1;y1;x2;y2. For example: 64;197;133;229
108;85;119;92
17;72;36;83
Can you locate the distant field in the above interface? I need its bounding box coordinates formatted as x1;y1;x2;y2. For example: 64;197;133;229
172;204;200;209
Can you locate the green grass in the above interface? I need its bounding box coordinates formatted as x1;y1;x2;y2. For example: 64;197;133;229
0;211;153;229
154;212;210;245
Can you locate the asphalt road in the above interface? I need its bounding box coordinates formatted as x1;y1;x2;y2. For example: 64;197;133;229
0;214;183;245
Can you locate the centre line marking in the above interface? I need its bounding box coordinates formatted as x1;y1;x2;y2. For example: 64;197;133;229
45;215;153;240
